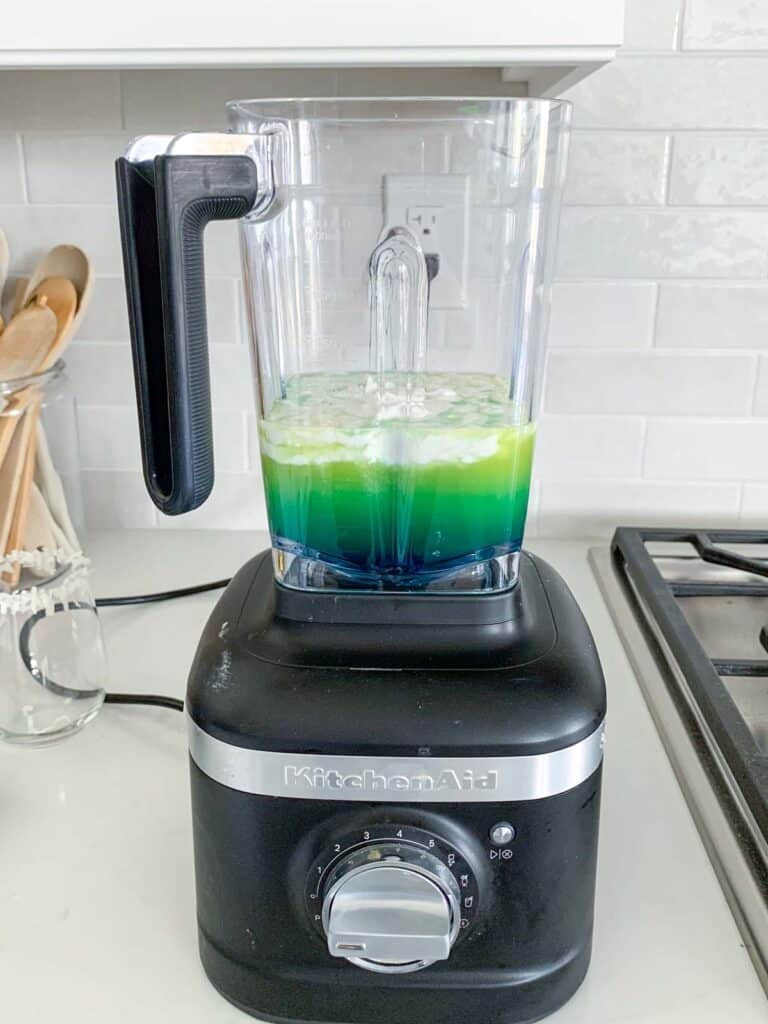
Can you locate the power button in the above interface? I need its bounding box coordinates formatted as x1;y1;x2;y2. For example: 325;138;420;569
489;822;515;846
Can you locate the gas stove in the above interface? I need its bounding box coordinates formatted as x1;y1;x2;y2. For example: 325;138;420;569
591;529;768;994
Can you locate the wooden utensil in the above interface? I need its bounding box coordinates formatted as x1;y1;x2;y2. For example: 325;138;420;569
0;402;37;557
11;276;27;317
16;245;93;340
0;292;57;479
2;410;39;585
0;229;9;315
27;276;78;370
1;245;92;563
0;297;57;382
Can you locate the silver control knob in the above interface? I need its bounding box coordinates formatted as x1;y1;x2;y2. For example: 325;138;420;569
321;844;461;974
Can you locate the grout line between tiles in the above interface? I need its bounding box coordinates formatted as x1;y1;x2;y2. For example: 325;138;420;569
649;282;662;348
661;134;674;205
749;355;763;414
638;416;649;478
14;133;29;205
118;71;127;131
675;0;688;51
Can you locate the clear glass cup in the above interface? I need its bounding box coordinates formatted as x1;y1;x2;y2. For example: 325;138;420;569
230;98;571;592
0;550;107;745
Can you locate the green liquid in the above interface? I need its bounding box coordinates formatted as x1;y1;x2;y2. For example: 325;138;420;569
260;372;535;585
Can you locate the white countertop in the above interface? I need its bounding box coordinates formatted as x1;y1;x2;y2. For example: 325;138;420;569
1;531;765;1023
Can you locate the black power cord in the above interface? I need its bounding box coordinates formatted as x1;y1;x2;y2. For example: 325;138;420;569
96;578;231;608
104;692;185;712
19;578;231;715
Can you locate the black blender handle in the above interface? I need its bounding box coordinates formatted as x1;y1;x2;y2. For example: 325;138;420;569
115;154;259;515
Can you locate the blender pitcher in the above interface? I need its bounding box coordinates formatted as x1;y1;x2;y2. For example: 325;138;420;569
115;98;570;592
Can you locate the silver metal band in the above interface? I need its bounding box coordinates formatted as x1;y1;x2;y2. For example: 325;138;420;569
188;716;605;803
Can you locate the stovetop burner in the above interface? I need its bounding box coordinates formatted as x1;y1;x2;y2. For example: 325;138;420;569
590;528;768;996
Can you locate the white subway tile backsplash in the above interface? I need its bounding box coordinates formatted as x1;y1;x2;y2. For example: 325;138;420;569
0;72;121;131
65;342;135;405
207;278;244;346
81;470;156;529
335;68;524;98
155;471;267;530
121;69;338;131
1;33;767;540
77;405;246;475
564;134;668;205
209;345;256;410
0;136;24;203
534;416;645;479
548;282;656;348
644;419;768;481
625;0;683;50
76;277;130;341
565;57;768;131
742;485;768;525
538;480;741;538
210;410;249;473
684;0;768;51
75;275;241;345
669;136;768;206
23;134;129;204
204;221;243;279
558;208;768;278
0;204;123;275
656;283;768;349
545;351;756;416
77;406;143;472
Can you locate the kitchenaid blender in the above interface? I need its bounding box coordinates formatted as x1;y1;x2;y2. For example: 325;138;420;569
116;97;605;1024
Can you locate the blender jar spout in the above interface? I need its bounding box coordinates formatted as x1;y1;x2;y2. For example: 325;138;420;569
368;226;429;376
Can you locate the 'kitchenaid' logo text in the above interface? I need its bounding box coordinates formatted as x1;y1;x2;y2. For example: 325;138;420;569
283;765;498;793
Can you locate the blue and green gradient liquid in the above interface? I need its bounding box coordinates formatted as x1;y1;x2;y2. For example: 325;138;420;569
259;372;535;591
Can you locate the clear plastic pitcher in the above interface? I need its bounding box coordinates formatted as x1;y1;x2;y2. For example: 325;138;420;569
116;98;571;592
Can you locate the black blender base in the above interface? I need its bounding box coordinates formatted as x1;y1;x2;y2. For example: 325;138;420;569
198;929;593;1024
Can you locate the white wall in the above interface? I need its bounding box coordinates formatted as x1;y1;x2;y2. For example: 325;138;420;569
0;0;766;537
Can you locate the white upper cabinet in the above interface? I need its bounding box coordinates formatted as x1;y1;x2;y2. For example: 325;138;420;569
1;0;624;94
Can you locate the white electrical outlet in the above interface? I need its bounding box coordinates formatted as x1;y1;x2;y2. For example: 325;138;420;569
383;174;470;309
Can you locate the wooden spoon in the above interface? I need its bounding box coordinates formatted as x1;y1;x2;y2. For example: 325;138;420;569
0;296;57;382
0;401;38;558
0;228;8;312
17;245;93;340
27;276;78;371
2;409;39;585
11;276;27;317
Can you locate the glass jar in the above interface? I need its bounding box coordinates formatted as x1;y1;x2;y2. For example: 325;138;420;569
0;359;84;559
0;549;107;744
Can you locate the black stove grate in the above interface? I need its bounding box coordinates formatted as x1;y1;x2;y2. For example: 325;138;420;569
611;527;768;842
